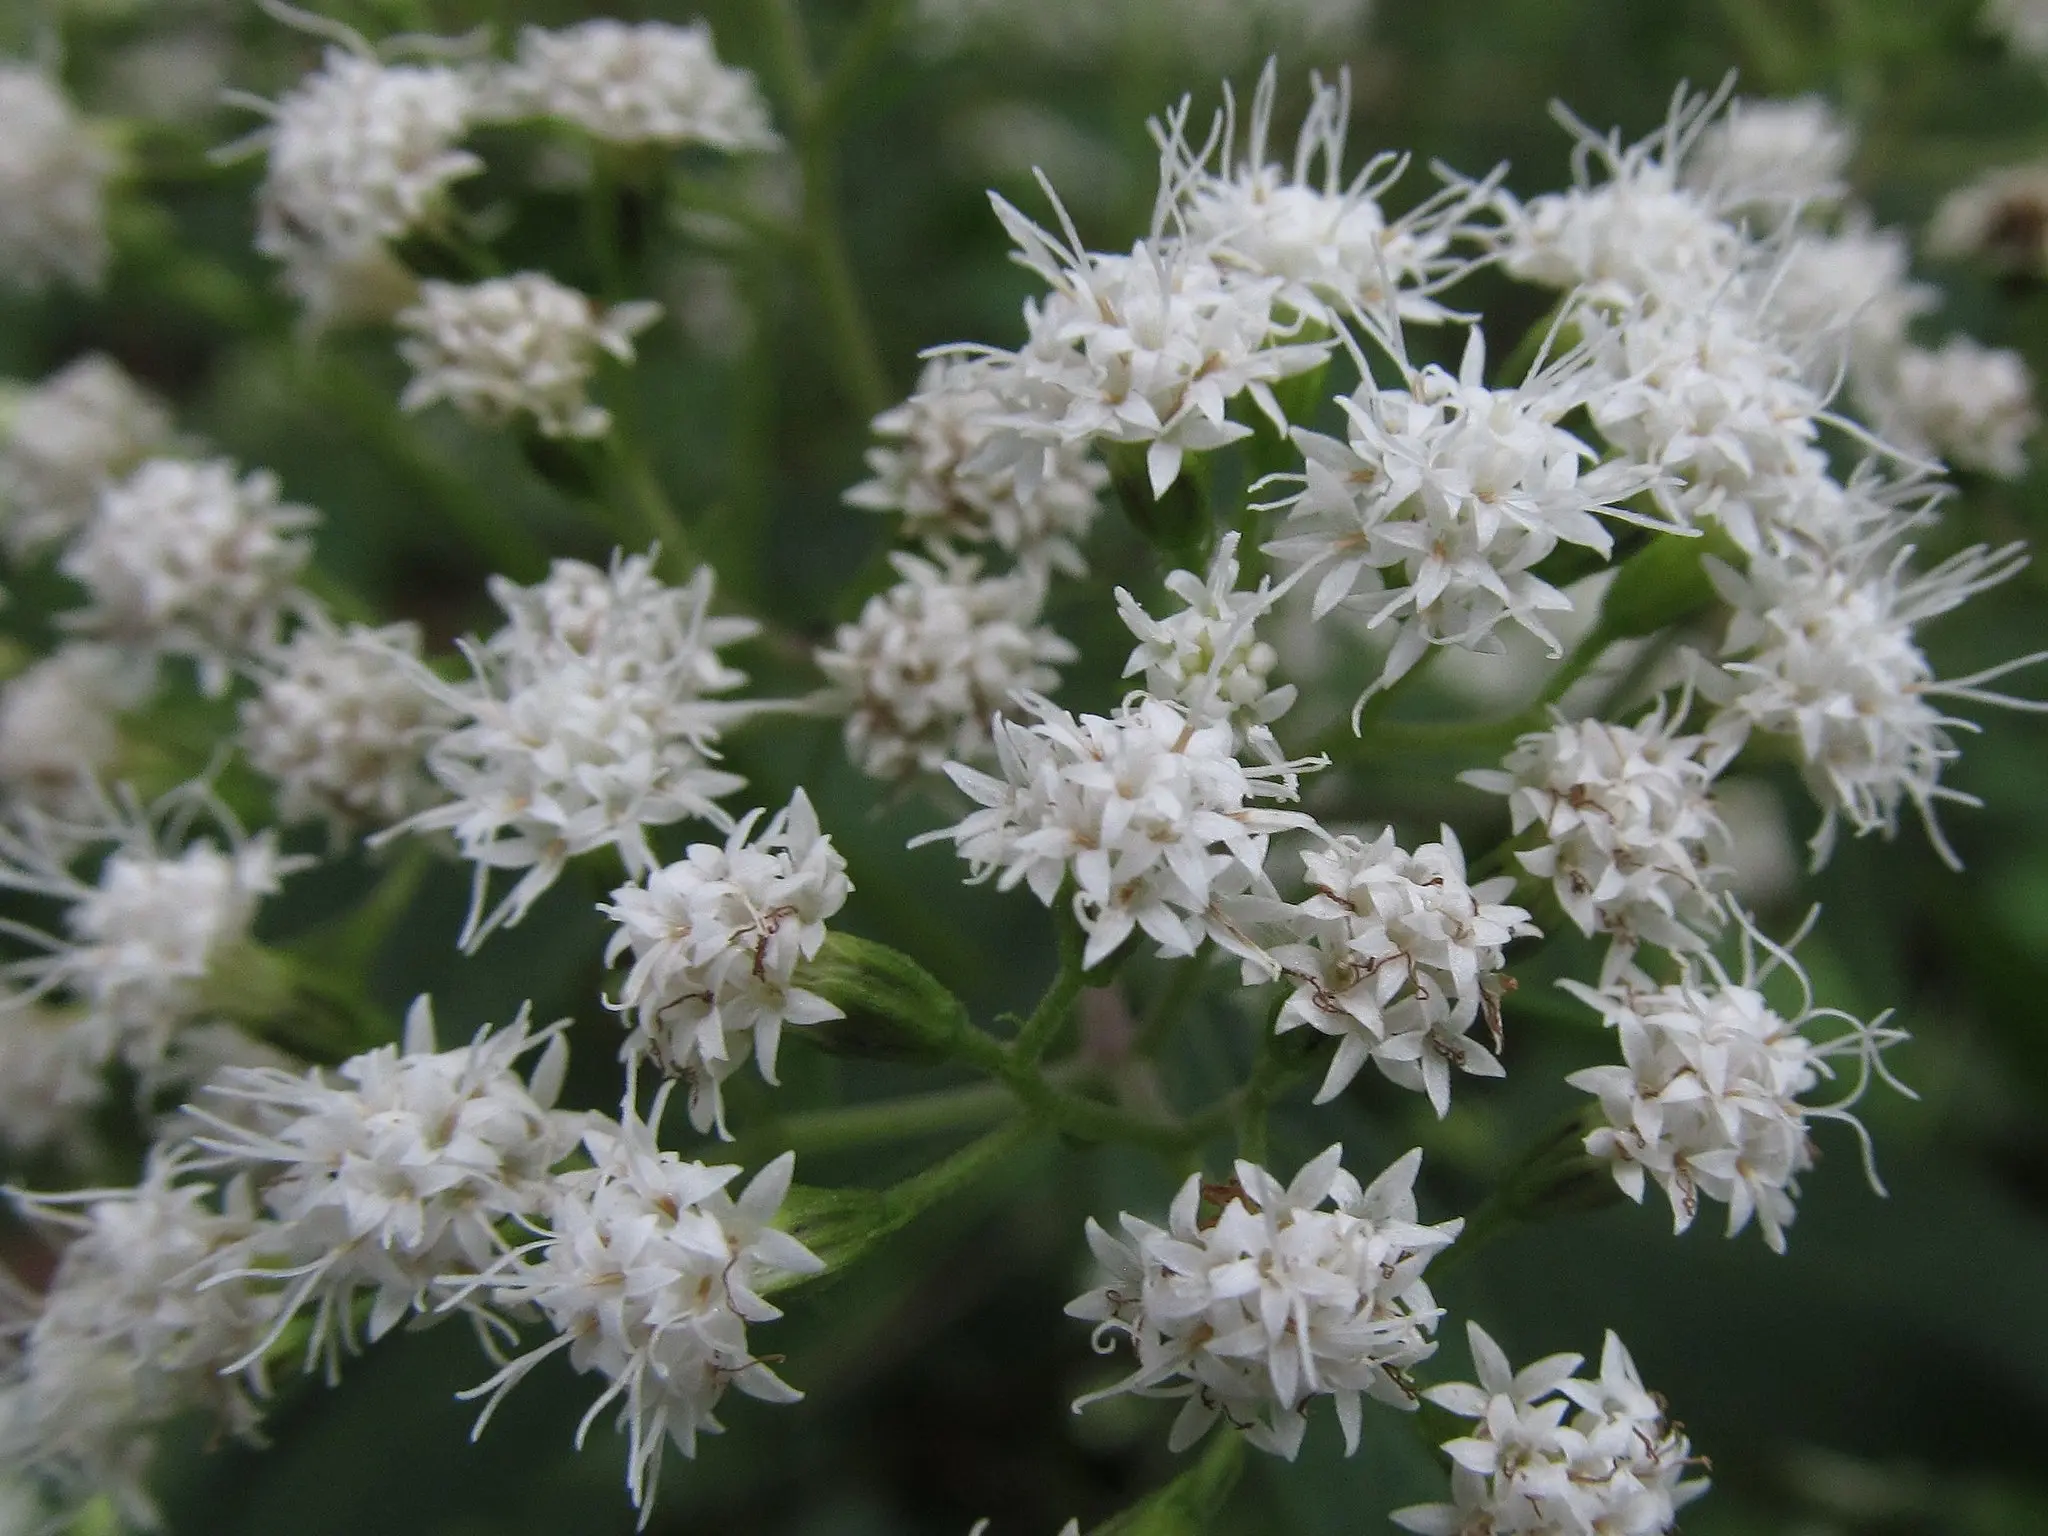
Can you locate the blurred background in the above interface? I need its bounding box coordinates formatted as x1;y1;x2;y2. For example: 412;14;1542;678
4;0;2048;1532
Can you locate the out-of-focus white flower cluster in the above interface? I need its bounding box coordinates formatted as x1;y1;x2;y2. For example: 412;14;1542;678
0;62;112;296
488;20;779;151
0;356;172;559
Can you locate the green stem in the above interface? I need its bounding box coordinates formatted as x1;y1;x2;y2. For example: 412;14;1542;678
602;430;695;576
817;0;911;126
1011;903;1088;1065
1430;1106;1615;1280
1096;1430;1246;1534
743;1081;1023;1158
1137;954;1212;1055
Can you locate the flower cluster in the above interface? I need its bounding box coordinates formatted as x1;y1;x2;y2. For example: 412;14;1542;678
0;644;151;818
0;355;172;558
0;62;111;295
489;20;778;151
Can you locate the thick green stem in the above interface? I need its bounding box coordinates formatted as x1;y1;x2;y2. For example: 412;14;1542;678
1431;1106;1618;1280
1012;903;1088;1065
1096;1430;1246;1534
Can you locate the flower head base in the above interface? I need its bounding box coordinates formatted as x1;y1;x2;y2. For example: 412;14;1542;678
1462;703;1729;980
845;357;1106;578
916;693;1322;970
1394;1322;1708;1536
397;275;663;440
490;21;778;151
1270;828;1535;1114
1068;1146;1460;1459
0;63;111;294
382;555;760;950
818;552;1076;780
1564;907;1911;1251
457;1100;822;1522
60;457;318;697
0;355;173;558
186;996;580;1375
603;790;851;1138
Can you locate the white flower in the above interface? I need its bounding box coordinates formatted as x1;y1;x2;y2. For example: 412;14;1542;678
602;790;851;1138
1269;828;1534;1114
1755;223;1936;390
1117;531;1297;759
397;275;663;440
0;644;152;818
0;63;111;294
845;356;1106;578
1267;327;1661;702
0;785;303;1081
1162;63;1493;327
1067;1146;1460;1459
381;555;759;950
60;457;318;697
0;995;106;1164
1682;95;1854;222
1702;534;2047;867
239;611;455;832
1563;907;1909;1252
457;1100;822;1521
490;20;778;151
1985;0;2048;57
915;692;1321;970
1877;338;2037;480
6;1154;282;1527
1461;703;1729;979
818;551;1076;781
989;186;1331;496
0;355;172;558
1393;1322;1708;1536
186;996;580;1372
1928;160;2048;276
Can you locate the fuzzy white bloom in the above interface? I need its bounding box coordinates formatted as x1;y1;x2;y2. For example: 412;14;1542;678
1462;703;1729;979
990;187;1331;497
916;693;1321;970
0;63;111;294
1878;338;2037;480
0;786;304;1081
1702;535;2047;867
60;457;318;697
1985;0;2048;57
1564;909;1909;1252
1117;532;1297;759
1268;328;1662;702
0;996;106;1164
845;357;1106;578
382;555;759;950
1268;828;1534;1114
0;644;151;818
1393;1322;1708;1536
818;552;1075;780
1162;64;1493;327
458;1101;823;1521
1682;95;1853;221
397;275;663;440
5;1155;282;1527
186;996;580;1373
1068;1146;1459;1459
1928;160;2048;276
239;612;454;832
602;791;850;1138
0;356;173;558
491;20;777;151
1755;224;1936;390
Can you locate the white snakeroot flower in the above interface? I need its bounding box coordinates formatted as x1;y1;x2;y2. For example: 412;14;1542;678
1928;160;2048;276
1756;224;1936;391
1267;327;1663;704
239;612;454;832
1682;95;1854;222
492;21;778;151
1393;1322;1708;1536
844;357;1106;578
0;997;107;1164
457;1100;822;1521
0;644;152;817
1564;908;1910;1252
1462;703;1729;979
1878;338;2037;480
990;185;1331;497
1117;531;1297;760
397;275;663;440
186;996;580;1374
6;1155;282;1527
0;355;172;558
1162;63;1494;327
0;786;304;1080
817;552;1076;781
382;555;759;950
1067;1146;1460;1460
60;457;318;697
0;63;111;294
1270;828;1534;1114
1702;535;2048;867
602;790;850;1138
915;693;1322;970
